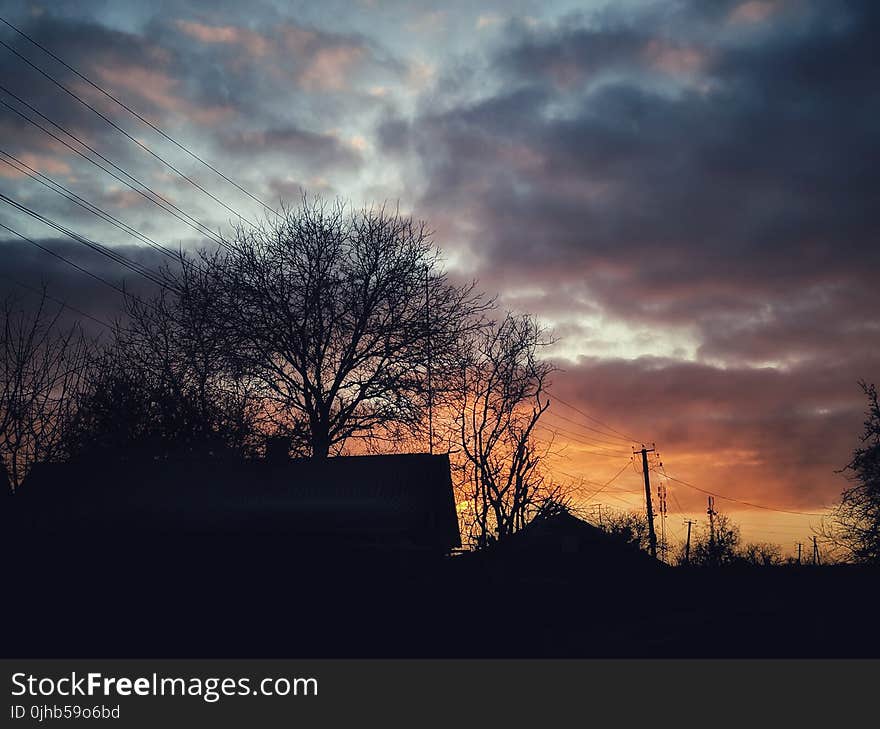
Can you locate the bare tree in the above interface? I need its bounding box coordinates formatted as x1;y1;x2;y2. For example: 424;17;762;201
739;542;783;567
0;289;91;490
597;509;652;552
687;513;741;567
454;312;561;548
173;197;486;458
821;381;880;564
65;286;259;461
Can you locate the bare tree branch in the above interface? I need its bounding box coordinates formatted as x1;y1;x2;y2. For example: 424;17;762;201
0;288;91;490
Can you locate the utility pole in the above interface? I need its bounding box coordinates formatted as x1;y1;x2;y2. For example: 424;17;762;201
796;542;803;565
657;482;668;563
638;446;658;559
812;536;820;566
425;267;433;455
684;519;696;565
707;496;717;565
707;496;716;544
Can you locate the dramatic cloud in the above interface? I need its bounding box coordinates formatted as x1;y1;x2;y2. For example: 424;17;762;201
220;126;362;168
375;0;879;533
0;238;167;336
379;1;878;367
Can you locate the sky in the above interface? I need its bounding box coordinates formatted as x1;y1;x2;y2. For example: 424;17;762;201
1;0;878;553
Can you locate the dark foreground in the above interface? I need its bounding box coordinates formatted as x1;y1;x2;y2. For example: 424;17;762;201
3;537;878;658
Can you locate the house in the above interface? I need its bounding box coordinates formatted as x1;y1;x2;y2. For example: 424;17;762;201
10;452;461;554
466;508;662;577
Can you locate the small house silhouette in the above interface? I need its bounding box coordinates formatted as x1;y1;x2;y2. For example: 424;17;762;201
469;509;661;576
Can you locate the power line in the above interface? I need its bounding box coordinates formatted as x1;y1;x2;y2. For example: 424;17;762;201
550;464;622;490
554;459;632;503
653;454;825;519
741;526;815;536
593;486;643;495
0;147;215;286
0;191;172;290
0;219;129;297
580;460;634;504
0;210;173;327
667;483;686;516
593;491;641;508
542;411;637;448
0;147;181;265
0;34;257;228
0;87;227;247
537;431;635;459
549;392;643;443
0;86;225;246
535;422;632;455
0;14;278;217
659;470;826;517
545;408;636;444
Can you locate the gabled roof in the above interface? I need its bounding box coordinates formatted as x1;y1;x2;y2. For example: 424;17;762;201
473;509;661;572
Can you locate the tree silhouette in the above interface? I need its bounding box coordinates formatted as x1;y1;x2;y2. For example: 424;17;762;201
823;381;880;564
687;513;741;567
172;197;486;459
739;542;783;567
65;288;259;461
596;509;652;552
0;289;91;490
454;312;562;547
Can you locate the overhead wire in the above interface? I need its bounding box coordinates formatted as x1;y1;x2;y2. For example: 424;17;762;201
0;148;181;265
0;87;228;247
0;219;130;297
581;459;634;504
0;191;173;290
542;411;636;448
0;14;278;217
544;409;636;444
549;392;644;443
535;422;632;455
659;470;826;517
0;34;257;228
